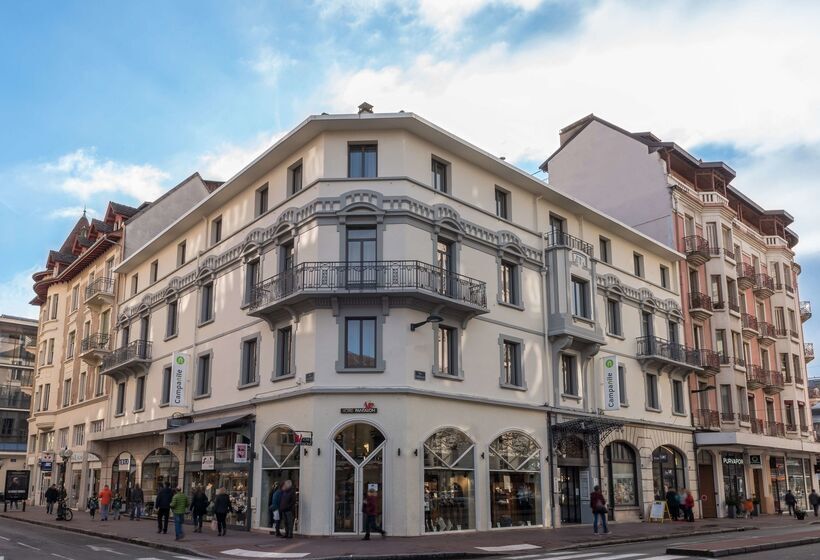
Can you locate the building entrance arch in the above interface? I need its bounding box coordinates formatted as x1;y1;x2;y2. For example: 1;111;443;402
332;422;385;534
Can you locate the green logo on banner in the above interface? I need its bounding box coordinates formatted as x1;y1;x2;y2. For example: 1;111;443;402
176;355;185;365
605;358;614;368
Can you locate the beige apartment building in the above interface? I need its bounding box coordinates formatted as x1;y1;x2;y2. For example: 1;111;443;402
28;105;703;536
544;114;819;517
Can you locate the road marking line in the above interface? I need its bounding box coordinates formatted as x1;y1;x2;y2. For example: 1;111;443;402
220;551;311;558
591;555;644;560
477;544;542;552
51;554;75;560
640;556;686;560
534;554;605;560
505;555;545;559
0;536;9;541
17;542;40;550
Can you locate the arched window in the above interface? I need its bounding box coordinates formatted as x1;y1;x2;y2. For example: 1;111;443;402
489;431;542;527
261;427;301;529
333;423;386;534
141;448;179;506
652;445;685;498
605;442;637;506
112;452;136;499
423;428;475;532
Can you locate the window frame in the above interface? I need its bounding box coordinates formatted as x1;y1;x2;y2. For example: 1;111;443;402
606;298;622;336
498;335;526;390
131;273;139;296
494;186;510;220
165;298;179;339
645;372;660;411
561;353;579;397
431;156;449;193
150;260;159;284
244;258;261;307
617;364;628;406
432;323;461;379
274;326;294;380
660;265;670;288
288;159;304;195
160;364;172;406
347;142;378;178
671;378;685;415
255;183;269;217
497;258;523;309
177;240;187;267
194;350;213;399
115;381;126;416
599;236;611;264
210;215;223;246
342;317;378;370
199;280;215;326
239;333;261;388
134;375;146;412
571;276;591;319
633;252;644;277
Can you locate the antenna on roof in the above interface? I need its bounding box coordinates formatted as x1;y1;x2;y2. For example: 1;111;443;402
358;102;374;115
82;205;87;218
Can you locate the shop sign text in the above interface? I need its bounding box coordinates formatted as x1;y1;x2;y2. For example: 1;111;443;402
234;443;249;463
602;356;620;411
341;401;377;414
202;454;215;470
171;352;189;407
722;456;744;466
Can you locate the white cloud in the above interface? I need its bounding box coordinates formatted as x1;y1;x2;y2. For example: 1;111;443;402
0;267;39;319
416;0;543;34
246;47;296;85
47;206;98;220
43;148;168;202
197;130;288;181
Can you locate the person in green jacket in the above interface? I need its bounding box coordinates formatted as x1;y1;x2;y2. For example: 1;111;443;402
170;487;189;541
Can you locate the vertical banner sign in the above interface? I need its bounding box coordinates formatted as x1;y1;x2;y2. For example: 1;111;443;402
171;352;189;407
603;355;620;410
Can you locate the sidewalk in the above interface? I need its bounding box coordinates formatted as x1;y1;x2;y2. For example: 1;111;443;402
667;525;820;557
0;507;803;559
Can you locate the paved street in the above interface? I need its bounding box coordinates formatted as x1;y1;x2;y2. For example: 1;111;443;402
0;517;205;560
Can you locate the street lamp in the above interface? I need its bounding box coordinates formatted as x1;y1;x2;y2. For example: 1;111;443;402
410;314;444;331
58;447;72;486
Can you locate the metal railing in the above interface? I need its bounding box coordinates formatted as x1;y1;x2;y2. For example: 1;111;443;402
746;364;769;386
689;292;713;312
741;313;758;332
800;301;812;321
765;421;786;438
738;413;751;423
721;411;736;422
636;336;701;367
101;340;152;372
250;260;488;311
723;247;736;260
758;322;776;339
805;343;815;360
693;409;720;429
786;422;798;432
753;273;775;293
718;352;731;365
733;356;747;368
0;392;31;409
766;371;785;390
699;349;721;370
544;230;594;256
80;333;110;353
85;277;115;300
683;235;711;260
737;262;755;281
750;418;764;434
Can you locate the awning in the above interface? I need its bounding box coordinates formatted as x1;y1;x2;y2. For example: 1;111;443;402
163;414;252;435
551;416;624;449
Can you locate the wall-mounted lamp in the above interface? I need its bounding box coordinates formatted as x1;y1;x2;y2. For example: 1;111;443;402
480;452;485;459
398;448;401;457
304;447;309;456
410;314;444;331
317;448;321;456
414;449;419;456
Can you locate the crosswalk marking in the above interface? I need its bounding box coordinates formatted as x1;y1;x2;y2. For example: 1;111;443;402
536;554;608;560
220;551;311;558
505;553;687;560
505;555;545;559
477;544;542;552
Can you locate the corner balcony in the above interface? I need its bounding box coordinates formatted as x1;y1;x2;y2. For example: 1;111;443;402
746;365;769;390
544;230;594;256
683;235;711;267
757;322;777;347
736;263;755;291
741;313;759;339
33;411;57;432
249;261;489;324
100;339;151;381
752;273;775;299
693;409;720;430
763;371;785;394
805;343;815;362
79;333;111;365
750;418;764;434
698;348;721;375
85;277;115;311
801;301;812;322
636;336;702;372
688;292;713;322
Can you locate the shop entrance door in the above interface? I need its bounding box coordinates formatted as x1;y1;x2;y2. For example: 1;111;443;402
699;464;717;518
333;423;386;534
559;466;582;523
753;469;764;506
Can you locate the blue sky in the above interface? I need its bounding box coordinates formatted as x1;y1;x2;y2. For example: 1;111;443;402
3;0;820;373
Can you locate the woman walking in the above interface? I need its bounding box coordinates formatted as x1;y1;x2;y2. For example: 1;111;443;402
590;485;609;535
213;488;232;537
190;486;209;533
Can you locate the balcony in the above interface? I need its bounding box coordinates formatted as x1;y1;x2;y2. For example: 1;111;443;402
763;371;785;394
750;418;764;434
688;292;713;322
746;365;768;390
100;339;152;380
786;422;798;432
737;263;755;291
775;325;788;338
698;349;721;375
683;235;711;267
741;313;759;339
720;411;736;423
693;409;720;430
636;336;702;372
727;299;740;314
249;261;489;324
0;434;27;453
757;322;777;346
79;333;111;365
33;410;56;431
722;247;736;261
805;343;815;363
85;277;115;310
732;356;747;370
0;391;31;410
801;301;812;322
544;230;594;256
752;273;775;299
765;421;786;438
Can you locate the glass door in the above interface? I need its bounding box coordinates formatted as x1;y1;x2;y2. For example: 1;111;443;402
333;423;385;533
346;228;377;287
558;466;581;523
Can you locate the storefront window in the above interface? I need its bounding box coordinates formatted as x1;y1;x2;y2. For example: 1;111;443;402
770;456;786;513
489;431;542;528
652;446;685;498
606;442;637;506
786;457;807;508
333;423;385;534
424;428;475;532
141;448;180;507
261;427;301;529
721;452;746;501
112;452;136;503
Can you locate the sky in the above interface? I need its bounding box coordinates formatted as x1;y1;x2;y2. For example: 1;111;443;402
2;0;820;372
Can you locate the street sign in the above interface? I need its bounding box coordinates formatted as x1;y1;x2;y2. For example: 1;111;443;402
170;352;189;407
602;356;620;410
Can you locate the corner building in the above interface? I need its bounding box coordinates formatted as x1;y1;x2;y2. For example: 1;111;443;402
544;114;818;517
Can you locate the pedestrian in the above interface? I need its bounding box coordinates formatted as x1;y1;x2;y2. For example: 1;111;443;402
810;489;820;517
590;484;609;535
112;494;123;520
190;485;208;533
99;484;113;521
785;489;797;516
279;480;297;539
130;484;145;520
170;487;189;541
665;487;679;520
87;495;99;519
155;482;173;534
683;490;695;522
45;484;59;515
269;482;282;536
213;487;232;537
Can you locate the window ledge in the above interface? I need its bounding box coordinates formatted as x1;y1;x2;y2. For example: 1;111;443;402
133;407;145;414
164;333;178;342
198;318;215;328
572;315;595;325
193;393;211;400
497;300;525;311
272;373;296;383
336;367;385;374
237;380;261;390
619;402;629;408
672;411;687;417
432;371;464;381
645;406;662;413
606;332;625;340
561;393;582;401
159;402;169;408
500;382;527;391
114;412;125;418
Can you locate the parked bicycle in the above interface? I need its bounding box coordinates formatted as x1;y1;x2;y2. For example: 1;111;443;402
56;498;73;521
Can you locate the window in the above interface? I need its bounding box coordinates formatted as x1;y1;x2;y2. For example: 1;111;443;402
793;355;803;382
51;294;59;320
255;183;269;216
500;261;519;305
641;312;653;338
73;424;85;446
1;418;12;436
692;324;704;349
90;420;104;433
166;299;178;338
348;143;377;178
710;274;723;305
720;385;733;415
599;237;611;264
276;327;293;378
494;187;510;219
78;372;86;403
561;354;578;396
606;442;637;506
780;353;791;382
47;338;54;364
241;337;259;386
705;222;719;251
195;354;211;397
200;281;214;324
289;160;303;194
571;277;590;318
62;379;71;407
660;265;669;288
134;376;145;411
115;382;125;415
549;214;566;233
95;366;105;396
618;365;627;405
280;240;295;272
66;331;75;359
244;259;260;305
345;318;376;368
71;284;79;311
672;379;684;414
737;386;748;416
131;273;139;296
727;278;738;310
210;216;222;245
633;253;644;277
431;157;448;192
161;365;172;405
501;339;523;388
177;240;187;266
58;427;68;448
646;373;659;410
436;325;457;376
150;260;159;284
606;299;621;336
785;401;796;428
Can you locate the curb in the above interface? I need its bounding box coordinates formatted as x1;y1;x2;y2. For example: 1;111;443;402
666;533;820;558
545;526;757;552
0;514;217;558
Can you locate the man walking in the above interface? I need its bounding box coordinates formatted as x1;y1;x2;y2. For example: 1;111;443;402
155;482;173;534
99;484;113;521
785;489;797;516
130;484;145;520
279;480;296;539
170;487;188;541
810;489;820;516
45;484;59;515
361;488;385;540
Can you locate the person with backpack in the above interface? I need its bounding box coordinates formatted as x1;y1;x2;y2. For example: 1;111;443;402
155;482;173;534
590;485;609;535
87;495;99;519
170;487;189;541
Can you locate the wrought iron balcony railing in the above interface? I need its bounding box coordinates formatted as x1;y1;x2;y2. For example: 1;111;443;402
693;409;720;429
101;339;152;372
741;313;759;332
800;301;812;321
699;348;721;371
689;292;713;312
683;235;711;263
753;273;775;294
80;333;110;353
805;343;815;362
544;230;594;256
765;421;786;438
85;277;115;300
636;336;701;368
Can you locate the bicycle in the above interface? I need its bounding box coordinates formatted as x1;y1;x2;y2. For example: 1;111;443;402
56;499;73;521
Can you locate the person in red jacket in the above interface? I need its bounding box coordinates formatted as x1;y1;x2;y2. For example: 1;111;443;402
682;490;695;522
362;489;385;540
590;485;609;535
99;485;113;521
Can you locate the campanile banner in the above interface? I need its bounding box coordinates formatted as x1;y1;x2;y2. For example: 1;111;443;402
171;352;189;407
603;355;620;410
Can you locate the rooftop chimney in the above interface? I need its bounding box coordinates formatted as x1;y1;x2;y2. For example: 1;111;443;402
358;102;374;115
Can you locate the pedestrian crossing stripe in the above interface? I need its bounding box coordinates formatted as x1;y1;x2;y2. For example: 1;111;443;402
477;544;542;552
221;550;311;558
506;553;686;560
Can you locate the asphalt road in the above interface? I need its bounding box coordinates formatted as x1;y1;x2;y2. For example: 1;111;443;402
0;517;206;560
